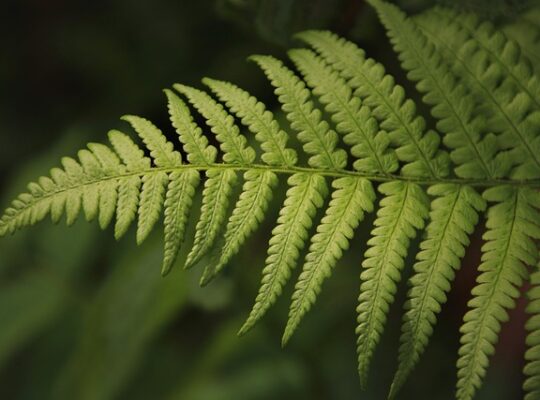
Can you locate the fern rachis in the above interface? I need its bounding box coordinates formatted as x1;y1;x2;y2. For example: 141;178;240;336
1;2;540;399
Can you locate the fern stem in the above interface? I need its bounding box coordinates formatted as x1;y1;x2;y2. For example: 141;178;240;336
5;163;539;210
83;164;540;188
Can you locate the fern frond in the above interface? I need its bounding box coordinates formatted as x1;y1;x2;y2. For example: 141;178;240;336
137;172;169;245
200;170;278;285
249;55;347;170
432;7;540;110
191;77;293;282
202;78;297;167
57;157;85;226
283;177;375;345
414;6;540;88
389;184;486;398
287;48;398;175
88;142;123;174
108;130;150;239
295;30;449;179
122;115;182;167
164;89;217;165
114;175;141;240
90;144;126;227
239;172;328;335
120;115;183;244
71;149;117;229
173;84;256;165
162;170;200;276
415;6;540;180
356;181;429;387
2;18;540;400
98;181;119;231
525;267;540;400
173;83;259;268
368;0;507;180
456;186;540;400
0;114;190;273
184;169;237;269
108;129;151;171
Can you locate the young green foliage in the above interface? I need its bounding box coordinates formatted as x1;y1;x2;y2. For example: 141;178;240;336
295;30;449;179
200;169;278;285
202;78;297;167
413;5;540;180
185;169;237;270
288;48;398;175
390;184;486;398
368;0;505;180
356;180;429;387
1;3;539;399
457;186;540;400
239;172;328;335
284;176;375;345
249;55;347;171
161;170;200;276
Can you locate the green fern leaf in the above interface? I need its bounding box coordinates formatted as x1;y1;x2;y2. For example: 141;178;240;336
162;170;200;276
137;172;168;244
250;55;347;170
88;142;123;173
164;89;217;165
200;170;278;285
415;6;540;180
1;17;540;400
195;78;302;282
78;148;103;178
173;84;258;268
108;130;150;239
174;84;256;165
59;157;84;226
114;175;141;240
62;157;92;225
116;117;181;241
202;78;297;167
433;7;540;109
239;172;328;335
368;0;507;180
97;179;119;231
108;129;150;171
288;48;398;175
283;176;375;345
184;169;238;270
296;30;449;178
81;179;100;222
91;143;125;230
356;180;429;387
389;184;486;398
457;186;540;400
122;115;182;167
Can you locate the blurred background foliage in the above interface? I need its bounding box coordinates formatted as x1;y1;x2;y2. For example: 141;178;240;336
0;0;539;399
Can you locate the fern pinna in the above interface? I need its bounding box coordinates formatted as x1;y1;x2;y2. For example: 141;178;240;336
1;1;539;398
